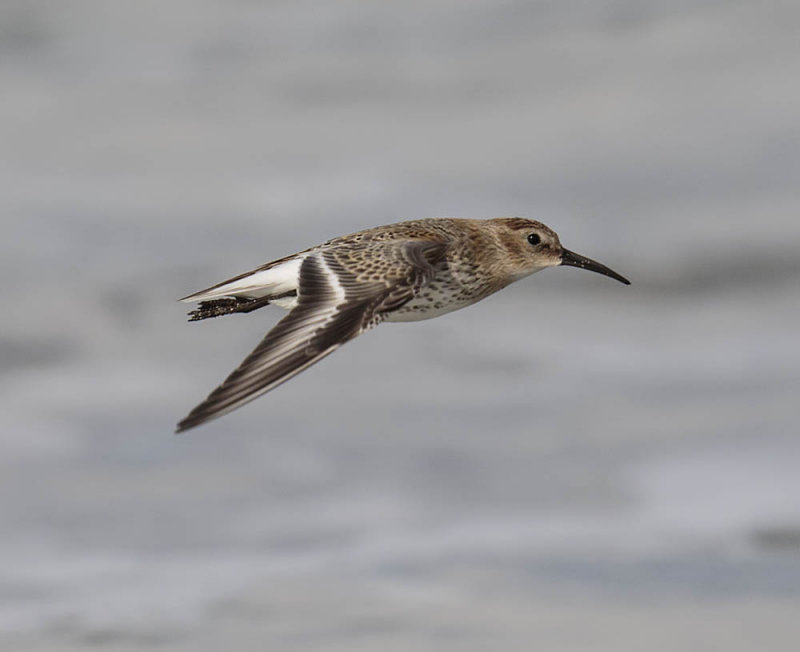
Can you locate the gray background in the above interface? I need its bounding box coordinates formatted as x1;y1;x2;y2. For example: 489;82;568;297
2;1;800;650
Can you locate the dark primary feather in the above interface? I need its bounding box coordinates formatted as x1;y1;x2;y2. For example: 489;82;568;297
176;240;446;432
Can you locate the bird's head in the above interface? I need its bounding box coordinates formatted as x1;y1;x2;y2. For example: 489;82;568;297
489;217;630;285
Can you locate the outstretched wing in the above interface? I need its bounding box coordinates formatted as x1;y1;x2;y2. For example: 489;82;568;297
176;240;446;432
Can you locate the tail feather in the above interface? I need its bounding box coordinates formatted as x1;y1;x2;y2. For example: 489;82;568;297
187;296;276;321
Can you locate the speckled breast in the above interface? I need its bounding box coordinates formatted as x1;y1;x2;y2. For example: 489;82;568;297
384;260;495;323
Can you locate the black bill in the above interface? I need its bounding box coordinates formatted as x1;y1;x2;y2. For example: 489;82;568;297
560;249;630;285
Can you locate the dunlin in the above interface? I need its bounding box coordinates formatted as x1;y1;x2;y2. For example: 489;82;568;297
177;218;629;432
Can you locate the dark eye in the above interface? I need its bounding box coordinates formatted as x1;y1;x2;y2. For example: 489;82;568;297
527;233;541;246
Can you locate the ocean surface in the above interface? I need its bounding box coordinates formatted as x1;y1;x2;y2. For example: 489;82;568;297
2;1;799;650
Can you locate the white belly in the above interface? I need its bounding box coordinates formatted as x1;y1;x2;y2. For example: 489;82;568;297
384;291;478;322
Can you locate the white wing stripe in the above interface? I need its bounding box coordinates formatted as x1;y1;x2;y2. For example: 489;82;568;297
224;252;344;381
316;252;347;303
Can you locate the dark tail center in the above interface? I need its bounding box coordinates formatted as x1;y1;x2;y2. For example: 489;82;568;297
187;293;295;321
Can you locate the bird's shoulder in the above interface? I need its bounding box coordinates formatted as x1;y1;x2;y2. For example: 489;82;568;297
313;225;452;287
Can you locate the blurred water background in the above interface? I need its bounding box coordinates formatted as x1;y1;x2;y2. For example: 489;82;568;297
2;1;800;650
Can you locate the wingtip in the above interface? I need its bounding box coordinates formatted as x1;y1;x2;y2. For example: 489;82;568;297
175;414;201;433
175;403;221;433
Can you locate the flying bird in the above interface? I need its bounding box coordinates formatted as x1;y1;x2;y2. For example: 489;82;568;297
177;217;629;432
